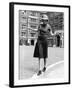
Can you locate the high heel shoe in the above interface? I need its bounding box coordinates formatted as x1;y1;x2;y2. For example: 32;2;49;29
42;67;46;72
37;70;42;76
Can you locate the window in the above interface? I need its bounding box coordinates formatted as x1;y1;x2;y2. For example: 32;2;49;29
31;33;35;37
21;24;27;29
21;32;26;36
30;18;37;22
30;12;37;16
30;25;37;29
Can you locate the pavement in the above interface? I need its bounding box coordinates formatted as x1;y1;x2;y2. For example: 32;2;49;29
19;45;64;80
32;61;64;79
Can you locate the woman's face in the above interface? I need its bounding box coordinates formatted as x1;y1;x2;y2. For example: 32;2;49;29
42;19;48;24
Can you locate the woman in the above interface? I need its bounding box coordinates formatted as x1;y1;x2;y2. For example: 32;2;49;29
33;14;54;76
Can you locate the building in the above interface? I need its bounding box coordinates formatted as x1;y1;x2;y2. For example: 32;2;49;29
47;12;64;47
19;10;40;45
19;10;64;47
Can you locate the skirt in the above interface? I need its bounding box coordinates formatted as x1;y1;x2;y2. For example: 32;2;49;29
33;39;48;58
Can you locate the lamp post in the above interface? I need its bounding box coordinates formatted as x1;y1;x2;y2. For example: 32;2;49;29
26;11;29;45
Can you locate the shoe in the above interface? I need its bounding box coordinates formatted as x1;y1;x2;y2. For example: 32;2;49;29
42;67;46;72
37;70;42;76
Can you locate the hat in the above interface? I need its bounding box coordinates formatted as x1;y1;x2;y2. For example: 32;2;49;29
41;14;48;20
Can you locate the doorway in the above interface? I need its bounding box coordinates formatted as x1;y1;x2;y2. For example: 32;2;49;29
31;39;34;45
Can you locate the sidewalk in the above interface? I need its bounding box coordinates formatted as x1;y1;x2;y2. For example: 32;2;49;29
32;61;64;79
19;45;64;80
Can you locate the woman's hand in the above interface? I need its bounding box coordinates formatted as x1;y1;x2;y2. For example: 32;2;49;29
50;30;55;36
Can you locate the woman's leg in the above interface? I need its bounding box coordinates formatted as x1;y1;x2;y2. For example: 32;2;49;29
44;58;46;68
42;40;47;72
42;58;46;72
37;58;42;76
38;58;40;70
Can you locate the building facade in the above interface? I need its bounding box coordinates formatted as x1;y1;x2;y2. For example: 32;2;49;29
19;10;64;47
47;12;64;47
19;10;40;45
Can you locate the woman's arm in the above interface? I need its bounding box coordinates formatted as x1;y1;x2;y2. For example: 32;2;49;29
50;30;55;36
48;24;55;36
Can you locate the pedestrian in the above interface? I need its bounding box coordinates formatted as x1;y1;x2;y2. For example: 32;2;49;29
33;14;54;76
57;34;60;47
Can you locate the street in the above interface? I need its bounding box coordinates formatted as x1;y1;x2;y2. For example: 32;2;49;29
19;45;64;80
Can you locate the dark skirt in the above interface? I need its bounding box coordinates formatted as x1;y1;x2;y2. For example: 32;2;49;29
33;39;48;58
